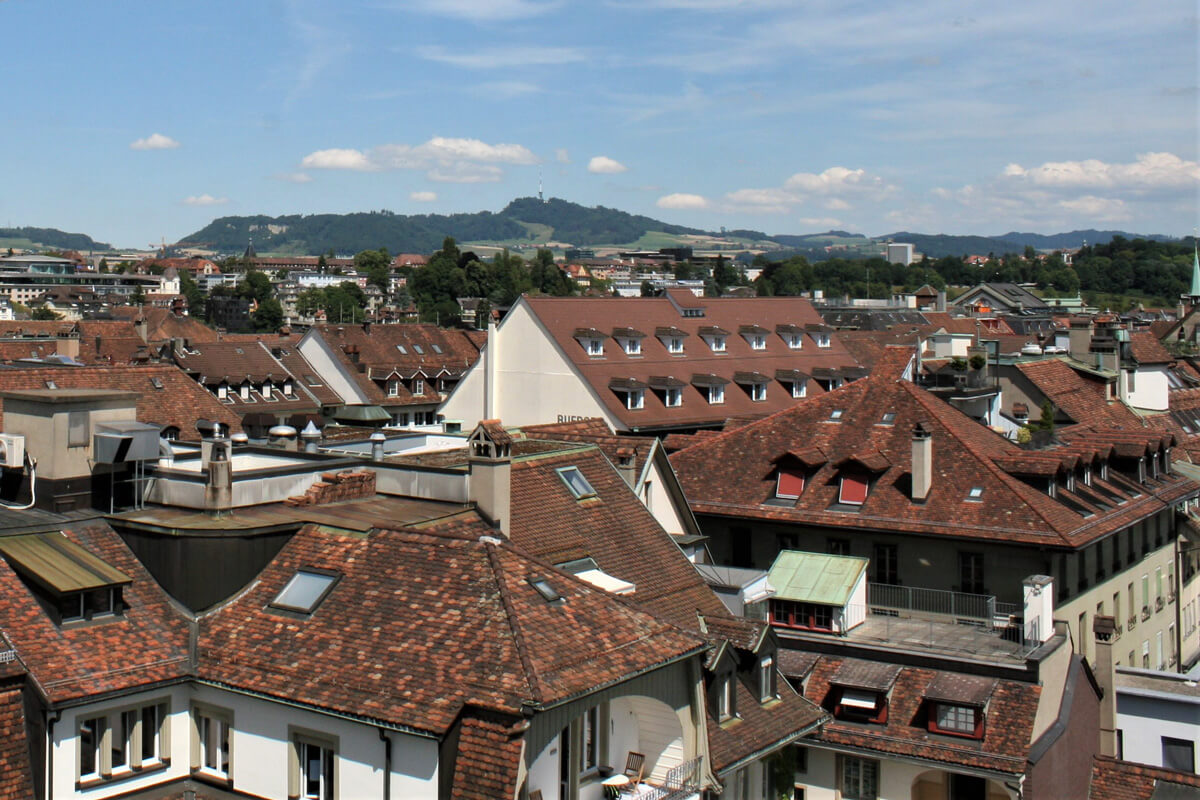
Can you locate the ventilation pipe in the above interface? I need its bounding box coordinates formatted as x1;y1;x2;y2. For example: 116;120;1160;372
370;431;386;462
300;421;322;454
1092;615;1118;757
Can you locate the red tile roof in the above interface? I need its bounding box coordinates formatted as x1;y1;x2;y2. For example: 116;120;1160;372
313;323;483;379
521;295;861;430
0;680;35;800
1015;359;1139;428
803;654;1040;775
0;524;193;704
449;712;527;800
111;305;221;345
1088;755;1200;799
1129;331;1174;365
0;364;242;441
671;375;1195;548
198;523;703;734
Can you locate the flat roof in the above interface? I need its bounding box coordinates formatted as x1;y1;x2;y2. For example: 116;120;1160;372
767;550;867;606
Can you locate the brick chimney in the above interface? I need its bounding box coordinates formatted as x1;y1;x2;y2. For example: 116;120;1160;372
911;423;932;502
1093;615;1118;757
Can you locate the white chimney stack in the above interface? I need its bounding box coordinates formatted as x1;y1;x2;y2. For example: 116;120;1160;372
911;423;932;501
1023;575;1055;644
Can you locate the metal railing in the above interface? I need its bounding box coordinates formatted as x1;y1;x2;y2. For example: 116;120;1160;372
842;601;1043;660
640;756;703;800
868;582;1005;626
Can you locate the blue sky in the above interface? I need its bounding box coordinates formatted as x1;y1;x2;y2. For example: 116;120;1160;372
2;0;1197;248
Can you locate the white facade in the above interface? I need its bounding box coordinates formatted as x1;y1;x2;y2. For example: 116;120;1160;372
49;683;440;800
1115;666;1200;772
797;746;1015;800
1121;364;1170;412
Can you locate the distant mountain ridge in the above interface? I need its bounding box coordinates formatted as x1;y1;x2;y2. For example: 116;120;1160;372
0;226;112;252
881;229;1180;258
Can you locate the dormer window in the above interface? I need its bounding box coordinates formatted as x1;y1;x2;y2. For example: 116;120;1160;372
665;387;682;407
740;325;770;350
710;336;726;352
1083;465;1093;486
612;327;645;355
930;704;981;737
708;385;724;404
218;383;228;400
0;532;132;627
666;337;683;353
586;338;604;356
240;383;250;401
751;383;767;401
791;380;807;398
574;328;608;357
283;380;294;397
610;378;647;410
759;655;776;702
262;381;272;400
717;672;736;721
657;327;688;354
414;378;424;395
622;338;641;355
830;660;898;725
814;333;831;348
387;379;399;397
924;673;992;740
626;389;645;409
839;473;870;505
776;467;806;499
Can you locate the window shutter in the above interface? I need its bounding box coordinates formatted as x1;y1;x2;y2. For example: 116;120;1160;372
776;470;806;498
839;475;869;505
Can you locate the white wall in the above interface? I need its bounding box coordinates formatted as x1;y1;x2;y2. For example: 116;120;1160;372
796;747;1016;800
52;683;440;800
297;331;372;405
1116;670;1200;770
1124;365;1169;412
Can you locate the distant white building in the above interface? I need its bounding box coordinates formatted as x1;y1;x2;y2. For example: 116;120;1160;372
886;243;915;266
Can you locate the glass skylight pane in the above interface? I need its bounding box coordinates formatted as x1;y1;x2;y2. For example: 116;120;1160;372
557;466;596;499
272;571;336;612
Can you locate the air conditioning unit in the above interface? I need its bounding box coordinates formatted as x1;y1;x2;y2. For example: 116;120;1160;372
0;434;25;468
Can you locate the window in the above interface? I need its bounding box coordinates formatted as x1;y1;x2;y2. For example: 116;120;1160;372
759;655;776;701
557;466;596;499
667;336;684;354
218;384;228;400
829;409;844;421
707;336;726;353
625;389;644;410
284;381;294;397
878;412;896;426
68;410;89;448
292;734;336;800
412;344;424;354
240;383;250;401
708;384;724;404
790;380;807;399
272;570;338;614
413;378;424;395
930;704;979;737
839;756;878;800
815;333;831;348
78;700;168;782
873;544;898;585
585;338;603;356
150;377;164;390
750;334;766;350
580;706;600;774
1162;737;1195;773
395;345;407;354
665;387;682;408
717;673;736;721
787;334;803;350
770;600;834;631
827;538;850;556
966;486;984;501
776;469;805;499
431;344;442;354
750;382;767;401
621;338;642;355
960;552;985;594
839;474;869;505
194;706;231;779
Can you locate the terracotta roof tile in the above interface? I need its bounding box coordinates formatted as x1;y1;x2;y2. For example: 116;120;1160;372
0;682;35;800
449;712;526;800
0;364;242;441
1088;754;1200;800
1129;331;1174;365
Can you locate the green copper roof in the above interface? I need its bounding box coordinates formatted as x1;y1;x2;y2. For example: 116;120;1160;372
767;550;867;606
1191;244;1200;298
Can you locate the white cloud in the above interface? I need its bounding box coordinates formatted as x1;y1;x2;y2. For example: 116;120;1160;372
824;198;851;210
130;133;179;151
784;166;884;194
1057;195;1131;222
722;188;798;214
301;148;375;171
403;0;560;21
555;148;570;163
414;44;584;69
410;191;438;202
588;156;628;174
1002;152;1200;192
657;193;709;210
274;172;313;183
720;167;889;215
182;194;228;206
427;163;504;183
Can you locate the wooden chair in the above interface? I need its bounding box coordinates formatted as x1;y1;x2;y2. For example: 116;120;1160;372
529;791;543;800
623;751;646;786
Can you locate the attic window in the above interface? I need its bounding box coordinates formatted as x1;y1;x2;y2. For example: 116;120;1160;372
412;345;424;354
878;412;896;426
839;474;870;505
234;348;243;355
150;377;164;390
966;487;984;501
271;570;337;614
431;344;442;354
557;466;596;499
396;345;407;354
829;409;844;421
529;576;562;603
776;469;806;499
45;380;58;390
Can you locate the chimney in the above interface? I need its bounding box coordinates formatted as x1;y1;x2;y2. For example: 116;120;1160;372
134;316;148;343
1023;575;1055;645
300;420;322;454
911;423;932;501
1093;615;1118;757
467;421;511;535
1068;317;1094;360
369;430;385;462
201;425;233;517
615;447;637;487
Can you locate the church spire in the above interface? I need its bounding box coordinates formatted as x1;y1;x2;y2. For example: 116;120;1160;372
1192;238;1200;299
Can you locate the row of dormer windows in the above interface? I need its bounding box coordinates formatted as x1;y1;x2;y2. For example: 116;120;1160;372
613;379;807;410
216;379;295;403
578;329;831;357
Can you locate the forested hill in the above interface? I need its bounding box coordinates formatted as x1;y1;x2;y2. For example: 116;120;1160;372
881;230;1178;259
0;226;112;252
180;198;708;254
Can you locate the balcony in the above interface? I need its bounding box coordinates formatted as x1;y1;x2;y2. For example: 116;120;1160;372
1156;597;1166;612
1128;614;1138;631
1142;605;1152;622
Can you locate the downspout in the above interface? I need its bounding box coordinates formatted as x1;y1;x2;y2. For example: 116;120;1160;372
378;727;392;800
46;708;61;800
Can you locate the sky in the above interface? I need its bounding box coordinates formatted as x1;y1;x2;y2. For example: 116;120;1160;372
2;0;1197;249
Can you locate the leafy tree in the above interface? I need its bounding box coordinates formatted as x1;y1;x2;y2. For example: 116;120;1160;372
529;249;573;295
130;284;146;306
179;270;205;316
1032;399;1056;433
640;280;656;297
31;304;59;320
711;254;741;292
98;258;109;273
296;287;325;318
252;298;284;332
355;248;392;297
236;269;273;304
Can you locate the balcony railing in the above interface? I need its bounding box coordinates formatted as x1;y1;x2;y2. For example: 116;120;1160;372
868;582;1017;628
639;756;704;800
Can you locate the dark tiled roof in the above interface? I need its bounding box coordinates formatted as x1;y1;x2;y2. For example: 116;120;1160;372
0;524;192;704
520;418;656;479
707;669;827;776
522;295;860;430
830;659;901;691
198;523;703;734
1088;755;1200;800
449;713;527;800
805;655;1039;775
0;682;35;800
313;323;483;378
1129;331;1174;365
671;375;1196;548
1016;358;1138;428
0;364;242;441
923;672;996;706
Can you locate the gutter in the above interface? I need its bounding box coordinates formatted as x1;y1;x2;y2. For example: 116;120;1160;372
520;644;708;714
378;727;392;800
714;711;830;777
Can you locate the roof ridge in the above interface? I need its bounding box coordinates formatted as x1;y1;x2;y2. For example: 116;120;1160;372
898;381;1075;542
483;541;543;705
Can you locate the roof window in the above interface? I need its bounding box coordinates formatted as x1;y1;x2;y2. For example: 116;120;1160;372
557;466;596;499
879;412;896;425
412;345;424;354
0;532;132;625
150;377;164;390
529;576;563;603
45;380;58;390
967;486;984;501
431;344;442;354
396;345;407;354
271;570;337;614
829;409;844;421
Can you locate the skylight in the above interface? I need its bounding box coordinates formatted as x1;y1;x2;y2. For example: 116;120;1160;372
879;412;896;425
45;380;57;390
829;409;844;421
431;344;442;354
150;377;164;390
557;466;596;499
967;487;984;500
412;345;424;354
529;576;563;603
271;570;337;614
396;345;407;354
